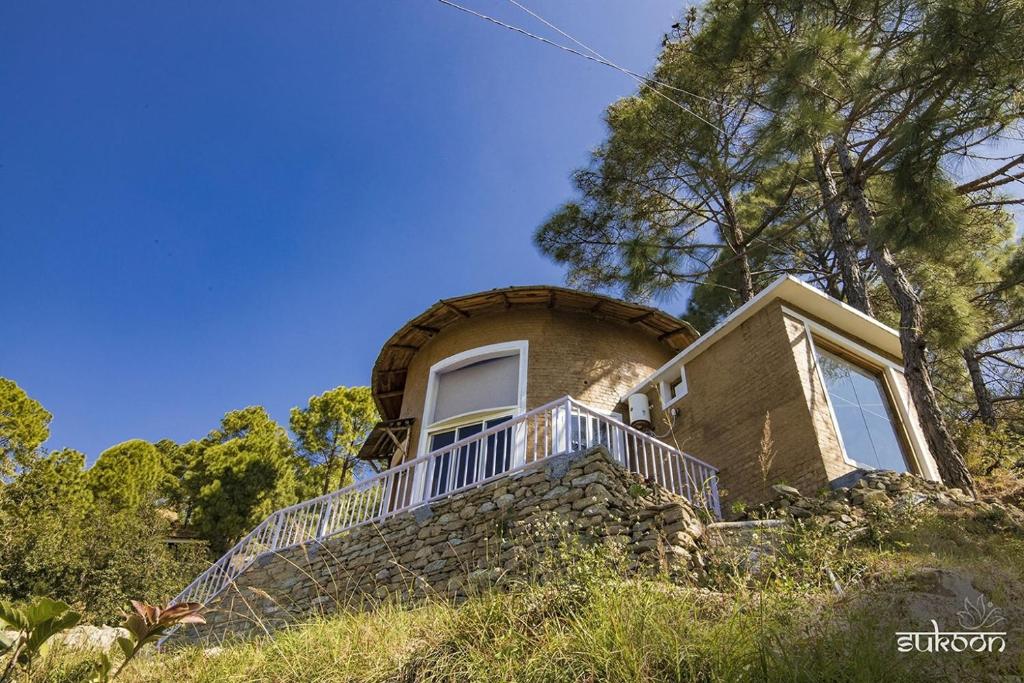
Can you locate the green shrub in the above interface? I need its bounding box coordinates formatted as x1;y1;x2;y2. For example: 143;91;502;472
955;422;1024;476
0;451;209;624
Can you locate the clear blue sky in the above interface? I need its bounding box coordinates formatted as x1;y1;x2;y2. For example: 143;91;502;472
1;1;684;460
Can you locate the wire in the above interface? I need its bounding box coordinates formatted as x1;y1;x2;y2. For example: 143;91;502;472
504;0;722;106
433;0;725;133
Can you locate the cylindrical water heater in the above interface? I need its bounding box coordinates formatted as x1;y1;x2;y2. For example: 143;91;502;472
627;393;651;431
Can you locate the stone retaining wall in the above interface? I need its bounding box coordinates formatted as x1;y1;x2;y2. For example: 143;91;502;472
167;447;707;646
744;469;1024;535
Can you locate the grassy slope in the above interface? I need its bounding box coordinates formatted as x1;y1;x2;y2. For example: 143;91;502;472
41;508;1024;683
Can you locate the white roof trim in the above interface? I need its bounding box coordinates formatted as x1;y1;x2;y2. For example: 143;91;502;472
624;275;903;398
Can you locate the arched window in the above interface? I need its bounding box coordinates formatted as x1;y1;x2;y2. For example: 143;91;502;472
419;341;528;496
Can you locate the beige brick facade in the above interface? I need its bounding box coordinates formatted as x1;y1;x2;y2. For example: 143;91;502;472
372;279;938;508
644;301;936;509
641;302;834;508
397;308;677;459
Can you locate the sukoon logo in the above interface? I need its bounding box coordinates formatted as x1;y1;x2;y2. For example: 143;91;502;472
895;596;1007;654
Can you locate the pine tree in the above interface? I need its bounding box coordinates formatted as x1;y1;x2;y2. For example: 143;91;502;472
89;439;168;510
697;0;1024;493
183;406;305;552
534;18;817;304
0;378;52;476
290;386;378;496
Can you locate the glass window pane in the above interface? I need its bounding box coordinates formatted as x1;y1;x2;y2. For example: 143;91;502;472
862;411;906;471
429;430;456;452
430;453;450;498
454;423;483;488
429;430;456;497
816;348;908;472
428;415;515;495
485;416;513;478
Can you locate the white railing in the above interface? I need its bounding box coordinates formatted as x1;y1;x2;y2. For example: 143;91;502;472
168;396;720;612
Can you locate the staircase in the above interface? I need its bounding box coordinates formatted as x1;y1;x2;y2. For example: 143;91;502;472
168;396;721;612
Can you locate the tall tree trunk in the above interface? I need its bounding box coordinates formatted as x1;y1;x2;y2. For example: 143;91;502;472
721;193;754;303
962;345;997;427
337;458;353;493
834;139;975;495
322;454;336;496
811;139;873;315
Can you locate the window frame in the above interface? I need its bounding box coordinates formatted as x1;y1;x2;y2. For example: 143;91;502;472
424;414;517;497
783;306;932;477
417;340;529;458
812;339;915;473
778;307;937;479
658;366;688;409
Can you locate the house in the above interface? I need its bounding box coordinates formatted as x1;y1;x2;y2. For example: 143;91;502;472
355;276;939;507
165;276;941;642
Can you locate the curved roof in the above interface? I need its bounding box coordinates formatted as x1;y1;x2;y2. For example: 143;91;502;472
371;285;698;420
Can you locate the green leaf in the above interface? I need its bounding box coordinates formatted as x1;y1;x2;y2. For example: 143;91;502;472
122;613;148;641
23;597;72;626
0;601;27;630
116;636;135;662
21;609;79;657
89;653;113;683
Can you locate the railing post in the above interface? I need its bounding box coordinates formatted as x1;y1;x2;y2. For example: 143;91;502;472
419;459;434;504
512;419;527;469
268;512;282;551
379;472;393;518
709;474;722;519
315;499;333;540
553;397;570;454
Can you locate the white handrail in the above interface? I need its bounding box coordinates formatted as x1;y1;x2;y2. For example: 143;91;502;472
167;396;720;613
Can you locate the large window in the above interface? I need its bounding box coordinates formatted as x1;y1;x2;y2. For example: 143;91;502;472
420;342;527;497
815;346;910;472
427;416;513;496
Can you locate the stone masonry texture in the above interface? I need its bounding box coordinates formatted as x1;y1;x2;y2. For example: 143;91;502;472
166;447;707;646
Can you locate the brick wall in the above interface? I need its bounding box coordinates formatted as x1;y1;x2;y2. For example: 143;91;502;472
645;302;834;509
647;301;935;511
398;309;676;458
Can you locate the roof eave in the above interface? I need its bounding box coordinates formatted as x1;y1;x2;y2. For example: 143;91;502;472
623;275;903;398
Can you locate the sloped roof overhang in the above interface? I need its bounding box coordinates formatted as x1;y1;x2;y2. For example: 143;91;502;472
370;285;697;421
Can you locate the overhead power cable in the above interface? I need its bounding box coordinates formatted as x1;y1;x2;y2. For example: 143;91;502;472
503;0;720;105
433;0;725;133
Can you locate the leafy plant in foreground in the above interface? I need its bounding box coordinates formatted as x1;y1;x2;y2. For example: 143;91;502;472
0;597;81;682
88;600;205;682
0;598;203;683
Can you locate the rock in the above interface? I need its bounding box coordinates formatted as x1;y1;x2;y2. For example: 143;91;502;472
495;493;516;510
772;484;802;498
860;489;889;505
54;625;130;652
571;472;605;488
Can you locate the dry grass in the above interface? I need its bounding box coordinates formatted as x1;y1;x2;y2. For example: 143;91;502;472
31;490;1024;682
